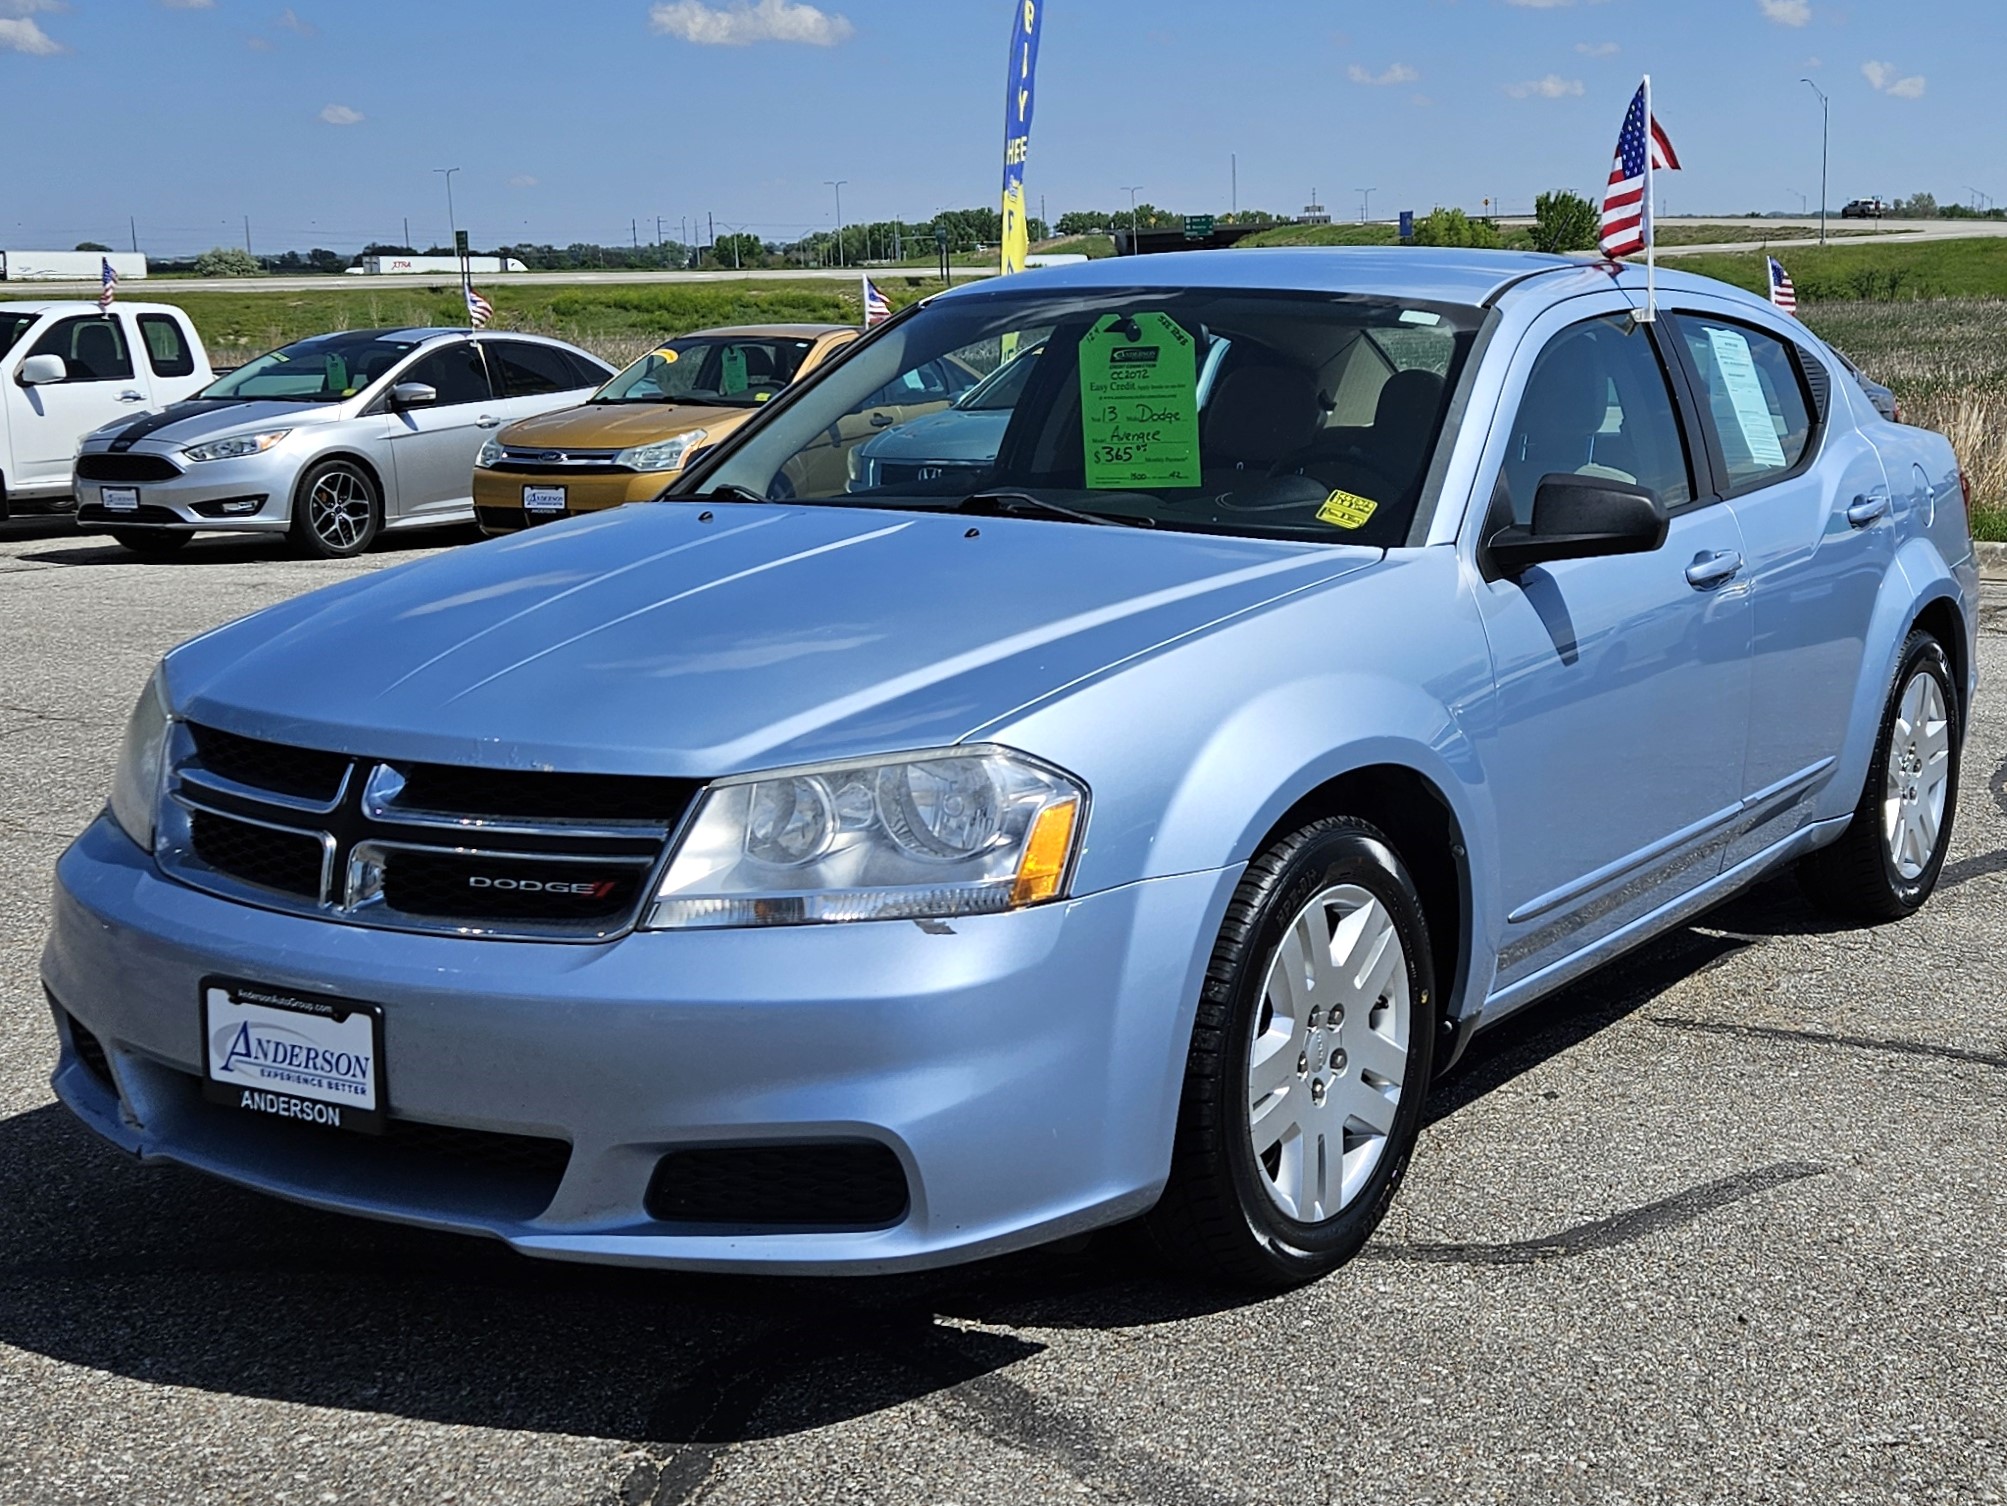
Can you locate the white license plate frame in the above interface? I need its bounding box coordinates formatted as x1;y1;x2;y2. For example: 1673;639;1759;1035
101;486;139;512
199;977;387;1134
523;485;567;514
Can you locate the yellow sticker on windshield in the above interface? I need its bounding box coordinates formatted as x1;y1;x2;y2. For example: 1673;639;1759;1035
658;348;679;363
1317;490;1378;529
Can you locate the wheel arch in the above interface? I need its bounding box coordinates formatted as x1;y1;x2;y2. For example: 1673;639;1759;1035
291;449;387;516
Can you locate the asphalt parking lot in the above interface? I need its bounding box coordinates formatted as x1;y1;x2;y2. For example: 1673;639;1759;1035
3;514;2004;1506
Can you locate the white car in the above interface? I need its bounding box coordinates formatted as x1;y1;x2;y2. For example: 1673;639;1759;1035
0;300;213;517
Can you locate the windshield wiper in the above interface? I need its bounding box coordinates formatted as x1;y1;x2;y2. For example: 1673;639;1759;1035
692;484;768;503
955;490;1154;529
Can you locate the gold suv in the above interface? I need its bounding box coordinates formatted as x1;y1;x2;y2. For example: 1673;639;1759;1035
473;324;858;534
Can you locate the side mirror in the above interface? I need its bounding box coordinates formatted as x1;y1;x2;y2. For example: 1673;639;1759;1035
387;381;438;410
16;354;66;386
1486;475;1669;576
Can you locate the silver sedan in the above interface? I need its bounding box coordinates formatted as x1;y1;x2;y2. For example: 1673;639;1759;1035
73;328;614;558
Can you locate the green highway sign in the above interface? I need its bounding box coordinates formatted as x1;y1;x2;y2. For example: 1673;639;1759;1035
1183;215;1215;239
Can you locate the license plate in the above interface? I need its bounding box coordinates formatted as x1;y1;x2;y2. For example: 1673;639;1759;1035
523;485;566;514
200;977;386;1134
102;486;139;512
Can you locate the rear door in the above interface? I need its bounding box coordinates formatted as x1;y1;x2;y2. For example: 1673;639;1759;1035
1664;301;1896;865
382;341;502;519
7;313;149;491
482;338;602;422
132;311;205;404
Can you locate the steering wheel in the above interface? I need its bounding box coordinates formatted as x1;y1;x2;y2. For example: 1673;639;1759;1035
1268;443;1406;503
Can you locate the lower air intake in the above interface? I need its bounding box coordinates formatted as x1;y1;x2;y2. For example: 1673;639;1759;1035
645;1142;910;1229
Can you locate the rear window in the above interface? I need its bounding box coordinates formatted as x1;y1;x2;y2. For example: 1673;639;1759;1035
138;314;194;378
1676;316;1817;491
488;339;588;398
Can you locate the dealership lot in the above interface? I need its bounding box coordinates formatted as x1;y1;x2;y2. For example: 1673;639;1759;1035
2;517;2004;1506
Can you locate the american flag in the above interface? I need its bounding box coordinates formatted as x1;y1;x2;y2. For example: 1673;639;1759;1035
1767;256;1798;314
861;275;893;329
465;285;494;329
98;257;117;312
1599;82;1682;259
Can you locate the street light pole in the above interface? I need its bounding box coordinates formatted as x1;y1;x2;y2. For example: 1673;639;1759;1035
825;180;848;267
1800;80;1828;246
1120;185;1143;249
433;166;461;248
1357;187;1376;223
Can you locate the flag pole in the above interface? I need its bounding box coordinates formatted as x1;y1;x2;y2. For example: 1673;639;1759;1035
1642;72;1656;324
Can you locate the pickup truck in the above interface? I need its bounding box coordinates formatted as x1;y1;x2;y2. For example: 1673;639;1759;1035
1840;197;1888;220
0;301;213;517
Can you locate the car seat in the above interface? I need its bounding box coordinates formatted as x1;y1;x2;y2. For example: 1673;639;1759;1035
1200;364;1323;479
70;321;123;381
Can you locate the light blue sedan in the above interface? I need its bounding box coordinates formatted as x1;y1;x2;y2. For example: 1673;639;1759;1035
43;249;1976;1287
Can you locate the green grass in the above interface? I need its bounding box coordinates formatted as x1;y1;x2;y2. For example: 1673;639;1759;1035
1664;236;2007;300
1033;235;1116;259
135;278;952;368
1238;223;1401;248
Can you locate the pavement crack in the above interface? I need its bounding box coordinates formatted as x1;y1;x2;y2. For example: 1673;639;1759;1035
1652;1014;2007;1069
1363;1161;1827;1266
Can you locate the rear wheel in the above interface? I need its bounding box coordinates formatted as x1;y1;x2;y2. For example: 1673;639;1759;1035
1146;817;1438;1288
108;528;191;558
290;459;382;559
1798;630;1959;921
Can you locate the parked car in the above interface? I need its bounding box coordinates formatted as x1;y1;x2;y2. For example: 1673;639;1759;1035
0;300;212;518
848;341;1047;491
473;324;859;534
44;249;1975;1288
1840;198;1887;220
72;328;613;557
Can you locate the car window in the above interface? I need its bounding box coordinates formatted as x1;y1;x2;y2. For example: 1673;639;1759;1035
0;312;40;360
593;336;817;408
401;343;493;406
1500;315;1693;525
27;315;134;383
487;340;584;398
1676;316;1815;491
204;331;418;401
137;314;195;378
562;350;609;389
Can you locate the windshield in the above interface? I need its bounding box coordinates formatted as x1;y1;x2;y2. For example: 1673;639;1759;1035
200;331;419;402
0;313;37;361
689;286;1479;546
594;334;820;407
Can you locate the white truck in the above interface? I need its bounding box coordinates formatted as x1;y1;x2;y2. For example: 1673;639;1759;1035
348;255;528;276
0;301;213;516
0;251;149;282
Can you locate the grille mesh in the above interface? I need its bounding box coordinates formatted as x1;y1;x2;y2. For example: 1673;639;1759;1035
191;724;350;804
645;1143;910;1228
394;764;694;824
189;810;324;898
379;849;646;923
77;453;181;483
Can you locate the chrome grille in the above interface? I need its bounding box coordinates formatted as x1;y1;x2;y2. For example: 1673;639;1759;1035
493;445;629;476
157;722;699;941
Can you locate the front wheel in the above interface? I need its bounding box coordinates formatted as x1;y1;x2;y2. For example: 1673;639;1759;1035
1799;630;1960;921
290;459;382;559
1146;817;1439;1288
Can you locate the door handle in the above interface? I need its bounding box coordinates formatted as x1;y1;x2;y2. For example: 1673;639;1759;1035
475;415;502;428
1847;493;1890;527
1684;550;1744;590
116;390;145;403
869;412;895;427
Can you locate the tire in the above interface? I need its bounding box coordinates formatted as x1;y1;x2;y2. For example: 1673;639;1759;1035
108;528;191;558
1145;816;1440;1289
290;459;382;559
1798;629;1960;922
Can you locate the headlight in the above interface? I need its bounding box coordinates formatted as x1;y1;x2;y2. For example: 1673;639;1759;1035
183;430;291;462
616;430;707;474
644;745;1086;929
107;666;172;851
475;438;505;469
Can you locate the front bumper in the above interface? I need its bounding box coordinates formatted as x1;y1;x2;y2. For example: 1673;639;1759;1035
73;448;294;533
473;468;672;534
43;815;1235;1273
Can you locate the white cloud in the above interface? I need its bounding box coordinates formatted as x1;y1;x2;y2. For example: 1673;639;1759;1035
1507;74;1586;99
318;103;363;125
1758;0;1811;24
1347;62;1418;85
161;0;216;9
508;174;539;189
1862;59;1925;97
0;0;65;13
0;15;60;51
276;6;313;34
1575;40;1619;56
648;0;853;46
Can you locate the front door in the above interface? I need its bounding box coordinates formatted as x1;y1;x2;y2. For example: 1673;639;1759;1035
384;341;502;519
1466;298;1753;995
8;314;150;492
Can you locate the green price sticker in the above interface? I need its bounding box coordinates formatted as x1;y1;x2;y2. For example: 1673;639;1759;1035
720;345;748;395
1079;312;1202;490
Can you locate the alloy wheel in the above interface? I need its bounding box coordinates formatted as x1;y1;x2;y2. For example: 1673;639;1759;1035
307;468;373;552
1884;669;1951;881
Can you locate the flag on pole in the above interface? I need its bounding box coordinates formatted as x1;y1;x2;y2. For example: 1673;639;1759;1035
999;0;1045;276
861;274;893;329
1599;81;1681;259
1766;257;1798;314
465;286;494;329
98;257;117;312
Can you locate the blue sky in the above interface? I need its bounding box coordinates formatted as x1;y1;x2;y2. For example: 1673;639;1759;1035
0;0;1990;256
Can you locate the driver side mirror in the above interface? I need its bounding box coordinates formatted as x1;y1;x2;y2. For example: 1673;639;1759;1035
1486;475;1669;577
387;381;438;410
16;354;66;386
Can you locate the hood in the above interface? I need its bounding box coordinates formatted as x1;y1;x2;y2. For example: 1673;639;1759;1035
499;402;757;451
86;397;341;451
858;405;1009;462
165;504;1378;777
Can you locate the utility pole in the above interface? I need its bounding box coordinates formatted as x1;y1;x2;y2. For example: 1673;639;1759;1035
128;216;138;253
656;216;664;247
1357;187;1376;223
1801;79;1829;245
825;180;848;267
1121;185;1143;248
433;166;461;250
1232;153;1238;216
403;216;410;249
243;215;252;255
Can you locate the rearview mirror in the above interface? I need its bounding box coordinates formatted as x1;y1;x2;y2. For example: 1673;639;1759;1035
16;354;66;387
387;382;438;410
1486;475;1669;576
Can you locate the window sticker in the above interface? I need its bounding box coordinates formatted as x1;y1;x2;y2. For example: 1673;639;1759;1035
1704;326;1788;469
1316;490;1379;529
720;345;748;394
659;347;680;364
1079;312;1202;489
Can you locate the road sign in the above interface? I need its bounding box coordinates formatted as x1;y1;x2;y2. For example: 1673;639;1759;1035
1183;215;1215;240
1399;210;1414;243
454;230;469;255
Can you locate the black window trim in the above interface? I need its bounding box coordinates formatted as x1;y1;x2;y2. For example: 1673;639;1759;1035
1658;308;1827;502
481;335;581;399
27;313;136;385
135;312;195;379
364;337;494;414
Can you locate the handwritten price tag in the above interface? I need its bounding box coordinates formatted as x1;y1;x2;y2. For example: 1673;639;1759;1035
1078;312;1202;489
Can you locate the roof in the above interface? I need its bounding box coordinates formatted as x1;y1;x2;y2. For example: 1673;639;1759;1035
681;323;856;340
930;246;1760;312
0;299;197;316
